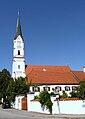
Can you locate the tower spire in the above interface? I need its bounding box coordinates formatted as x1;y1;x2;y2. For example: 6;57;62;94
14;11;23;39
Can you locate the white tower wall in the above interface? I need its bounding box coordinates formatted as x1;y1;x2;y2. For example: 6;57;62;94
12;14;26;79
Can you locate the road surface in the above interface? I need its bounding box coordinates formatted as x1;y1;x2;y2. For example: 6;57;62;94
0;106;85;119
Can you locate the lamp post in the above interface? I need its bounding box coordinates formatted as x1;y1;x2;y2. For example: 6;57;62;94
54;90;60;114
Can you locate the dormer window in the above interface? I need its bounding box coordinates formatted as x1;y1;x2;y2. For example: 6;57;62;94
18;50;20;55
43;68;46;71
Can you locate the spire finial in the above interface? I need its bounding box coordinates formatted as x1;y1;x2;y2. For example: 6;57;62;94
18;9;19;16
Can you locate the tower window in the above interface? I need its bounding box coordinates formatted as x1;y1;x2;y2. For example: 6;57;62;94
18;65;20;69
18;50;20;55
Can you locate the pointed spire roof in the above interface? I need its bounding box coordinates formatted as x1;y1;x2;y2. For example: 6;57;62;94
14;11;23;40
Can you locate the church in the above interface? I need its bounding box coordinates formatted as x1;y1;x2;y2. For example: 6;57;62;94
12;13;85;95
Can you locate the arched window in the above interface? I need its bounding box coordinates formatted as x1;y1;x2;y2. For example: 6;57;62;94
18;50;20;55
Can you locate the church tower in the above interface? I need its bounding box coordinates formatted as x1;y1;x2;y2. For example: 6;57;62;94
12;12;26;79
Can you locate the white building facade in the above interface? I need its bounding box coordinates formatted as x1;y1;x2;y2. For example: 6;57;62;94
12;13;25;78
29;84;78;96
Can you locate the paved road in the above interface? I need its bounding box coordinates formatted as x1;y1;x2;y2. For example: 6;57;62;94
0;106;85;119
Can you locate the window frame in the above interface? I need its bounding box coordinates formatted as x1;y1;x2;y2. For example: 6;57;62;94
55;86;62;91
32;87;40;92
18;65;20;69
65;86;70;91
43;86;50;91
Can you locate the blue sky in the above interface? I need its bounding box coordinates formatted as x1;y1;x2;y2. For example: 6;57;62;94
0;0;85;74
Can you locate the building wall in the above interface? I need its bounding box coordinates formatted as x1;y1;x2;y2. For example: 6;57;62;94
15;94;85;114
12;35;25;78
58;100;85;114
27;94;85;114
27;94;50;114
14;95;24;110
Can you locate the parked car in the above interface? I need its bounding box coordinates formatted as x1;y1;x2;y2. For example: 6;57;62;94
2;98;10;109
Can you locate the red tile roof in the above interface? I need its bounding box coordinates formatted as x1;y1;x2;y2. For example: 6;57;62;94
26;65;71;73
72;71;85;81
25;65;79;85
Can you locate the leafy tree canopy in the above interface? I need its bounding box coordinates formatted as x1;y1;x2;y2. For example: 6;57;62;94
60;91;68;98
0;69;12;99
70;79;85;99
0;69;30;103
39;90;53;114
77;79;85;99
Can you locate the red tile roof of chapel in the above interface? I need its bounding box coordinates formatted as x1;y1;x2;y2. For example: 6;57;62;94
25;65;79;85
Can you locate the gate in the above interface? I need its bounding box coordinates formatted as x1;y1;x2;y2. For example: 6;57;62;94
21;97;27;110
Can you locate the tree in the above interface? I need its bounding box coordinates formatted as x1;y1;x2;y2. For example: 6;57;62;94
0;69;11;99
14;77;30;95
7;77;30;102
60;90;68;98
39;90;53;114
70;79;85;99
6;78;15;102
77;79;85;99
0;69;31;103
70;91;78;98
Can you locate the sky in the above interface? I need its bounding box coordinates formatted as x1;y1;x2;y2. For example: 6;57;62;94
0;0;85;74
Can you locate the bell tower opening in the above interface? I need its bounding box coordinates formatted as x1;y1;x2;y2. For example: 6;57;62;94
18;50;20;55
